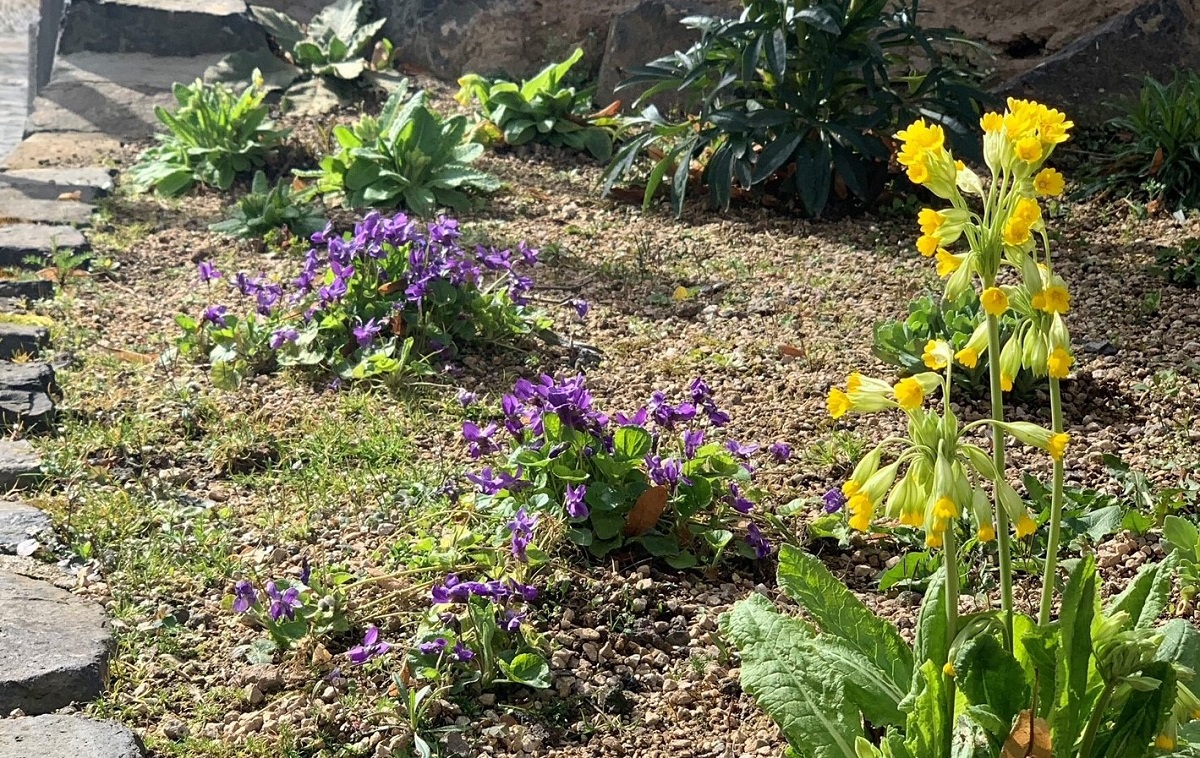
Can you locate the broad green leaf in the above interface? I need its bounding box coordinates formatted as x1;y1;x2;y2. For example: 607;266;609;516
499;653;551;688
1164;515;1200;560
1106;553;1177;629
1092;660;1174;757
913;566;948;670
721;594;863;757
249;5;305;48
613;426;652;459
1155;619;1200;673
903;661;948;758
778;545;914;691
955;634;1028;737
1053;554;1098;750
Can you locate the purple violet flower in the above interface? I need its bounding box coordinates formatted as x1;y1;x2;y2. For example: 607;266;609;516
465;467;525;495
264;581;302;622
431;574;462;605
726;482;755;514
507;508;538;562
501;610;526;633
457;389;478;407
232;580;257;613
418;637;447;656
452;642;475;662
200;305;228;328
683;429;705;460
646;455;689;488
571;299;589;320
747;523;771;559
705;404;731;427
269;328;299;350
725;440;760;460
823;489;847;514
769;442;792;463
352;317;382;348
689;377;712;403
462;422;500;459
564;483;589;519
198;260;222;283
347;625;391;666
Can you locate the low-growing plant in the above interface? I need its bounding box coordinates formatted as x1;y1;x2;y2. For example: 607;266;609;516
872;290;1035;397
1093;70;1200;210
208;0;400;107
228;567;351;660
602;0;989;217
128;74;288;196
1152;237;1200;286
210;170;327;240
456;49;617;160
460;374;779;567
298;86;501;214
176;212;547;388
1164;515;1200;612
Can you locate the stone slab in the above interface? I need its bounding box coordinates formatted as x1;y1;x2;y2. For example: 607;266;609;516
0;571;111;714
0;500;50;554
0;279;53;301
2;132;125;170
0;224;87;268
0;324;47;360
0;361;55;431
0;440;40;488
0;189;93;227
0;168;115;202
0;714;145;757
59;0;267;58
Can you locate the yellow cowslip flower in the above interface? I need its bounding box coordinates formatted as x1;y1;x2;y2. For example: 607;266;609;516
935;249;963;277
955;322;989;369
1013;197;1042;225
896;118;945;155
923;339;954;370
1049;432;1070;460
925;531;944;549
943;662;956;677
956;348;979;369
848;493;873;532
1156;734;1176;751
934;496;957;520
1047;347;1073;378
1003;217;1032;246
842;480;861;497
1015;137;1043;163
893;378;925;410
1041;284;1070;313
916;235;940;256
1015;514;1038;538
980;112;1003;133
907;160;930;185
978;523;996;542
827;388;851;418
981;287;1009;316
999;333;1022;392
918;208;945;236
1037;105;1074;146
1004;98;1040;140
1034;167;1065;196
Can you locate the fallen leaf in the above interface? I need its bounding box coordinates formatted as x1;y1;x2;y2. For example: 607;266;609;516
99;346;156;364
1002;710;1051;758
310;644;332;666
587;101;622;119
390;311;405;338
778;344;805;359
378;280;406;296
624;485;668;536
1149;146;1165;176
291;176;308;193
672;285;691;301
57;190;82;201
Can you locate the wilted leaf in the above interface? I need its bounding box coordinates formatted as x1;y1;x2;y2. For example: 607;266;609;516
57;191;82;201
1149;147;1164;176
624;485;668;536
778;343;805;358
1002;710;1051;758
378;280;406;295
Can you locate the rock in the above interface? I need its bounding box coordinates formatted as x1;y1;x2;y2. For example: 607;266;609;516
2;133;125;171
0;714;145;757
0;501;51;554
0;362;56;432
0;190;94;227
0;168;115;203
0;224;87;268
0;324;48;361
0;280;52;302
0;440;42;488
595;0;737;109
0;571;112;714
999;0;1200;119
161;719;189;740
58;0;267;58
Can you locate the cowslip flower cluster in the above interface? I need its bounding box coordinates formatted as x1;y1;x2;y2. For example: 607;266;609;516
183;211;543;382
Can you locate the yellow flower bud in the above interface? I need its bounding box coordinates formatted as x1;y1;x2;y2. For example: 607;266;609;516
1016;514;1038;538
916;235;940;256
935;249;964;278
1049;432;1070;460
943;662;956;677
1047;347;1073;379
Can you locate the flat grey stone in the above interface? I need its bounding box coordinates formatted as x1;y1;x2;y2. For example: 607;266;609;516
59;0;267;58
0;501;51;555
0;361;55;431
0;714;145;757
0;440;41;488
0;298;24;311
0;279;53;301
1;133;125;171
0;190;94;227
0;325;47;361
0;168;115;203
0;571;112;714
0;224;87;268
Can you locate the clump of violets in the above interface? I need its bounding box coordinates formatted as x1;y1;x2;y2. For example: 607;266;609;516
227;575;350;654
459;373;775;567
177;211;549;388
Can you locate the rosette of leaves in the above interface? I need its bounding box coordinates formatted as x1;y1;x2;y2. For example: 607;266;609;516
456;49;617;160
601;0;989;216
128;75;288;196
298;86;501;214
210;170;327;240
206;0;401;109
872;290;1034;397
724;546;1200;757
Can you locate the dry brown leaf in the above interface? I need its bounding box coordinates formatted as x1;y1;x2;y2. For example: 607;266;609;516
99;346;156;364
1149;146;1165;176
57;190;82;201
778;344;805;359
377;280;406;296
390;311;405;338
624;485;668;537
1002;710;1052;758
291;176;308;193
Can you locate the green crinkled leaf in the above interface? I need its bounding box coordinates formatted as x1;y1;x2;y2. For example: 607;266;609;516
1155;619;1200;673
903;661;948;758
955;634;1028;738
721;594;863;757
499;653;551;688
613;426;652;459
777;545;914;692
1106;553;1177;629
913;566;948;671
1053;554;1098;751
1092;660;1174;758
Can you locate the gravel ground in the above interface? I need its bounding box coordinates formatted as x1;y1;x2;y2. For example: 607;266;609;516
27;92;1200;757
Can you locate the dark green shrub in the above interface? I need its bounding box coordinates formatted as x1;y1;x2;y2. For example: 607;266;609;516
1153;238;1200;286
210;171;326;240
602;0;988;217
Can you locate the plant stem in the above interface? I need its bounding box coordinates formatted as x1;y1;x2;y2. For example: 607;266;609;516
985;313;1014;648
1077;681;1116;757
1038;377;1066;624
943;524;960;757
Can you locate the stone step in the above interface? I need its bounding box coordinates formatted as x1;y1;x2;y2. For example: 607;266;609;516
0;362;55;432
0;279;53;302
0;189;94;227
0;714;145;758
2;133;124;171
0;324;48;360
0;168;114;202
0;501;51;555
26;52;228;140
0;570;112;715
0;440;41;488
0;224;87;268
59;0;266;59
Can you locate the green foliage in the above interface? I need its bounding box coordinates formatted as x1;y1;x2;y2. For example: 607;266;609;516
1153;237;1200;287
209;170;327;240
1097;70;1200;210
129;76;288;196
299;85;501;214
456;49;617;160
1164;515;1200;609
228;571;351;658
872;290;1032;396
602;0;988;217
